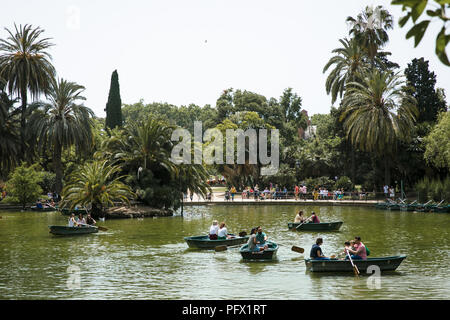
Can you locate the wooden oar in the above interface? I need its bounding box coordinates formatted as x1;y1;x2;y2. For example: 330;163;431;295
346;249;359;276
296;216;313;230
291;246;304;253
77;222;108;231
215;245;227;252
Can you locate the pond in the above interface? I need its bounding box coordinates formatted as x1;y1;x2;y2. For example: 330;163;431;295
0;205;449;299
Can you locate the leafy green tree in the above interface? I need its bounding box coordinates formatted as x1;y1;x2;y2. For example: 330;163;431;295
0;24;56;157
392;0;450;66
30;78;94;193
105;70;122;130
0;79;20;175
405;57;447;123
423;111;450;170
61;160;135;218
5;163;43;209
341;69;418;185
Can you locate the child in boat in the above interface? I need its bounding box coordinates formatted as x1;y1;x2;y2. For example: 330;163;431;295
339;241;352;259
209;220;219;240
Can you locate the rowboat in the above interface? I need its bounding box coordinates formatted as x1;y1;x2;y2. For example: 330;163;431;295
59;208;88;215
239;241;278;261
304;255;406;272
49;225;98;236
288;221;343;231
31;206;57;212
184;234;249;249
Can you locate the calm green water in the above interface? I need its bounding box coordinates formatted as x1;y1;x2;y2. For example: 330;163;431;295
0;205;449;300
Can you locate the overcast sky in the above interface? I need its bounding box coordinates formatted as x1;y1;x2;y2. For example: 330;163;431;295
1;0;449;118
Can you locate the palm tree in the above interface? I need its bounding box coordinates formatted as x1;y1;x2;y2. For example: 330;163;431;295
61;160;135;218
115;117;176;174
346;5;394;62
323;38;368;104
0;24;56;156
0;79;20;175
29;78;94;193
340;69;418;185
176;163;211;215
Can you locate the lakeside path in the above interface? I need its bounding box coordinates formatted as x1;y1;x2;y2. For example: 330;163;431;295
183;191;379;207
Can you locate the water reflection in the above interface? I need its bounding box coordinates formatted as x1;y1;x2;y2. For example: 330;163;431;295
0;206;449;299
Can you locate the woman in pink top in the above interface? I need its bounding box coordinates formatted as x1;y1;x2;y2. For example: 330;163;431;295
346;236;367;260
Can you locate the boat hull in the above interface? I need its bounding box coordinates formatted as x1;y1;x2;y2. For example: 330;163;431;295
288;221;343;231
184;234;249;249
304;255;406;272
49;225;98;235
59;208;88;216
31;206;56;212
239;241;278;261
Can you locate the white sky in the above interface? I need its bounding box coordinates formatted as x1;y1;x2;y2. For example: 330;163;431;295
1;0;449;118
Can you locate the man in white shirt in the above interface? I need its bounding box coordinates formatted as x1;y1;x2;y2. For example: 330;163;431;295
209;220;219;240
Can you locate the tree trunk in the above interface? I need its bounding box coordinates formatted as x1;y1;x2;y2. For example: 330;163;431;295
20;89;27;161
384;156;390;186
53;141;63;194
351;145;356;186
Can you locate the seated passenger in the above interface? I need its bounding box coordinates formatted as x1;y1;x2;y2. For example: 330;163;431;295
310;238;330;260
346;236;367;260
209;220;219;240
68;213;78;227
217;222;232;240
247;227;265;252
310;211;320;223
76;213;86;227
294;210;306;223
86;213;96;226
255;226;269;250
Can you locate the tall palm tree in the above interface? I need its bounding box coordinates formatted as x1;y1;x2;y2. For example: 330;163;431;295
30;78;94;193
0;79;20;175
61;159;135;218
0;24;56;157
346;5;394;62
323;38;368;104
115;117;176;173
340;69;418;185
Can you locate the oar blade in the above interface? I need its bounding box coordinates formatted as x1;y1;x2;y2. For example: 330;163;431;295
215;245;227;252
291;246;304;253
97;226;108;231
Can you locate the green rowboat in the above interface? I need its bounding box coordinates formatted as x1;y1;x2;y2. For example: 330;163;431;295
184;234;249;249
49;225;98;236
288;221;343;231
304;255;406;272
59;208;88;215
239;241;278;261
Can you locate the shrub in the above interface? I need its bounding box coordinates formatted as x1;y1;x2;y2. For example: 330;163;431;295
5;163;44;209
335;176;353;191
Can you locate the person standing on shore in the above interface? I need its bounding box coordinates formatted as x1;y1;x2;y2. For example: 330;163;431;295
294;185;299;200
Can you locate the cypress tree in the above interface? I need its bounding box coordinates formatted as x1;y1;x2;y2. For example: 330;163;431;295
105;70;122;129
